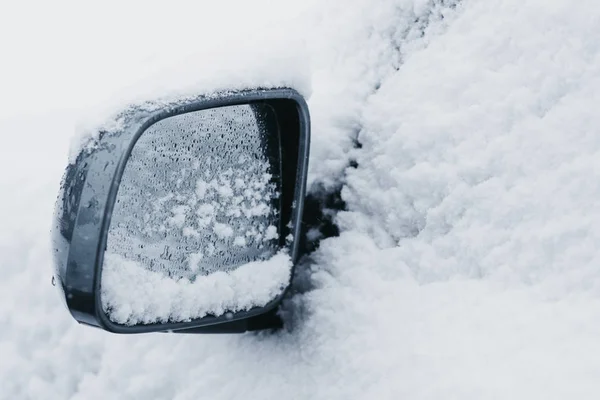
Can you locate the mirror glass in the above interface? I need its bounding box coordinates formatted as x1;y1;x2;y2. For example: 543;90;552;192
101;104;292;326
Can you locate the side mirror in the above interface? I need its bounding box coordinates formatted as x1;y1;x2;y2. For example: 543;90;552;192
52;88;310;333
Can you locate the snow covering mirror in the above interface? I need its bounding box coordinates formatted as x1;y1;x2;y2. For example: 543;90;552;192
101;105;292;325
52;88;310;334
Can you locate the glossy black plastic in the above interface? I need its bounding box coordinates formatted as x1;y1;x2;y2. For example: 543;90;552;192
52;88;310;333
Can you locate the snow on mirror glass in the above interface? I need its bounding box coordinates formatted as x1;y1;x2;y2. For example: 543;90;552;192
101;104;292;325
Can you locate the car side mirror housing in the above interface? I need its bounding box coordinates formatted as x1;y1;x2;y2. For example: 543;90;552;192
52;88;310;333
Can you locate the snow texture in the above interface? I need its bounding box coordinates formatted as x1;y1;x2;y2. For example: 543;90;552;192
101;252;292;325
3;0;600;399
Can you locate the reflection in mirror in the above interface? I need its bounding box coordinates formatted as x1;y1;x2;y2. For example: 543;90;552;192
101;104;292;325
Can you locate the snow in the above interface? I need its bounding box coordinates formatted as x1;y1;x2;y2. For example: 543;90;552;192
101;252;292;325
3;0;600;399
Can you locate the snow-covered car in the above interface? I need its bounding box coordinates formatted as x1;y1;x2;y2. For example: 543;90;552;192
3;0;600;398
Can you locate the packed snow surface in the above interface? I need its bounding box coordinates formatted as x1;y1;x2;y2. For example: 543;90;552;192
3;0;600;399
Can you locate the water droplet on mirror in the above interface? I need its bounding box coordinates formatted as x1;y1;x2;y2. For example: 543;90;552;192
105;104;282;283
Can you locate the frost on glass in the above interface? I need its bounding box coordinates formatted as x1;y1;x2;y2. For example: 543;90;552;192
101;105;291;325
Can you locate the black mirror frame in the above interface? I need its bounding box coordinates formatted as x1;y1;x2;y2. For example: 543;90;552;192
52;88;310;333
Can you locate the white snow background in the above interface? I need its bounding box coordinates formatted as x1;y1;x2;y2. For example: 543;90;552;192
2;0;600;399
